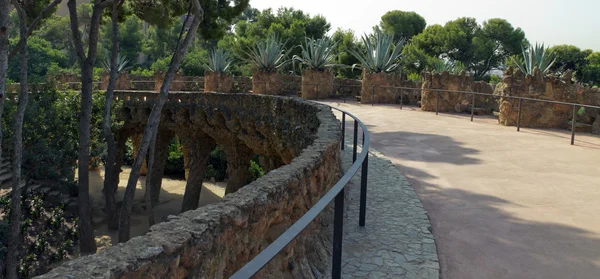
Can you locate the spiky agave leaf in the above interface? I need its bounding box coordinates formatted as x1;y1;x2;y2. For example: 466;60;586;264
428;58;466;74
101;53;131;74
292;37;341;71
513;42;556;75
206;48;234;73
243;34;293;73
348;30;405;74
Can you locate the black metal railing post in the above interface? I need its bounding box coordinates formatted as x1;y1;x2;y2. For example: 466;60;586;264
571;105;576;145
331;189;345;279
517;98;523;131
470;93;475;122
399;87;403;110
341;112;346;150
359;153;368;227
436;90;440;115
353;120;358;162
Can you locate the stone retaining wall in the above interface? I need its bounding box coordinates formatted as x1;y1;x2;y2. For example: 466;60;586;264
36;93;342;279
421;72;495;113
495;67;600;131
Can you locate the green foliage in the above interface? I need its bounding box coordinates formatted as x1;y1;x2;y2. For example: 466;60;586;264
489;74;502;85
8;36;69;82
407;72;421;83
547;45;592;77
1;85;117;182
512;42;556;75
181;48;209;76
101;53;132;73
428;58;465;74
248;159;264;181
406;17;526;79
331;29;361;79
292;37;339;71
100;15;144;64
131;67;155;77
206;48;234;73
150;56;172;73
349;30;405;74
164;138;185;177
378;10;426;39
244;34;293;73
205;147;227;181
580;52;600;86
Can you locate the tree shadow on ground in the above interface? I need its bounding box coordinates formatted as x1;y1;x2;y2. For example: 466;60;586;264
370;131;481;165
88;167;224;247
383;154;600;279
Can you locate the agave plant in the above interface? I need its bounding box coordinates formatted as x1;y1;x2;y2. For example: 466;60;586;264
292;37;339;71
206;48;234;73
512;43;556;75
429;58;466;74
244;34;293;73
101;53;131;73
348;30;405;73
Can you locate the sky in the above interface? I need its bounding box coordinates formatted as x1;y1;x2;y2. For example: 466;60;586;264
250;0;600;51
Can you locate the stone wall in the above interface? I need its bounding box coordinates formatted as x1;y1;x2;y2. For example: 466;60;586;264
333;78;361;99
421;71;495;113
495;67;600;131
204;72;233;93
36;92;342;279
252;71;302;96
360;71;398;104
301;69;334;100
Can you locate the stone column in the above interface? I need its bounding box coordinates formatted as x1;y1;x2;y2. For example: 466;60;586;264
131;134;148;175
258;156;283;173
223;143;254;195
146;129;175;203
180;132;215;212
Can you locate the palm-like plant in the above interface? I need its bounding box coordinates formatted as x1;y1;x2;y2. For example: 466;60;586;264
244;34;293;73
429;58;466;74
512;43;556;75
292;37;339;71
206;48;234;73
101;53;131;73
348;30;405;73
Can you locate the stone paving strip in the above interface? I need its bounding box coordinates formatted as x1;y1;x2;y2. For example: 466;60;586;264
334;144;439;279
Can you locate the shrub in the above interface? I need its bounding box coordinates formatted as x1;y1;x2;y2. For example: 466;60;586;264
348;30;405;73
248;159;264;181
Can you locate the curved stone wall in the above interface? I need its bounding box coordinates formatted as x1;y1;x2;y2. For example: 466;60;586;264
36;93;342;278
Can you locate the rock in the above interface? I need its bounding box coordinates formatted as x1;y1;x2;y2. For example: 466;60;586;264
593;117;600;135
210;177;216;183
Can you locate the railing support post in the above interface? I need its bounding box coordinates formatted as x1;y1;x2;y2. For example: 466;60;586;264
371;86;375;106
399;87;403;110
353;120;358;162
359;153;368;227
331;189;345;279
471;93;475;122
436;90;440;115
341;113;346;150
571;105;576;145
517;98;523;131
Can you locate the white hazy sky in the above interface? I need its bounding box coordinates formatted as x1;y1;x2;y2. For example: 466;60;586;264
250;0;600;51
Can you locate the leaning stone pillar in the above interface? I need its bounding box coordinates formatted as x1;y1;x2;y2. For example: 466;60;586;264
180;132;215;212
223;143;253;195
258;156;283;173
131;134;148;175
147;129;175;203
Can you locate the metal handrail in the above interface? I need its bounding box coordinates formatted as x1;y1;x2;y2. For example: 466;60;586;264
230;104;370;279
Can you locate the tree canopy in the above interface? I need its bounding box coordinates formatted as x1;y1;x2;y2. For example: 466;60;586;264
378;10;426;40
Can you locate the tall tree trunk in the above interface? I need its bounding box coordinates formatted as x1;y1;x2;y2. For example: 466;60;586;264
67;0;118;254
5;6;27;278
143;129;158;228
118;0;204;243
0;0;10;160
103;0;124;231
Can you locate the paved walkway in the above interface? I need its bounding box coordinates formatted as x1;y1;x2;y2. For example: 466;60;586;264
337;143;439;279
325;101;600;279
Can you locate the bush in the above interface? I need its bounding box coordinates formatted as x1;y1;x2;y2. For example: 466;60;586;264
164;138;185;177
1;84;121;183
181;48;208;76
248;159;264;181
